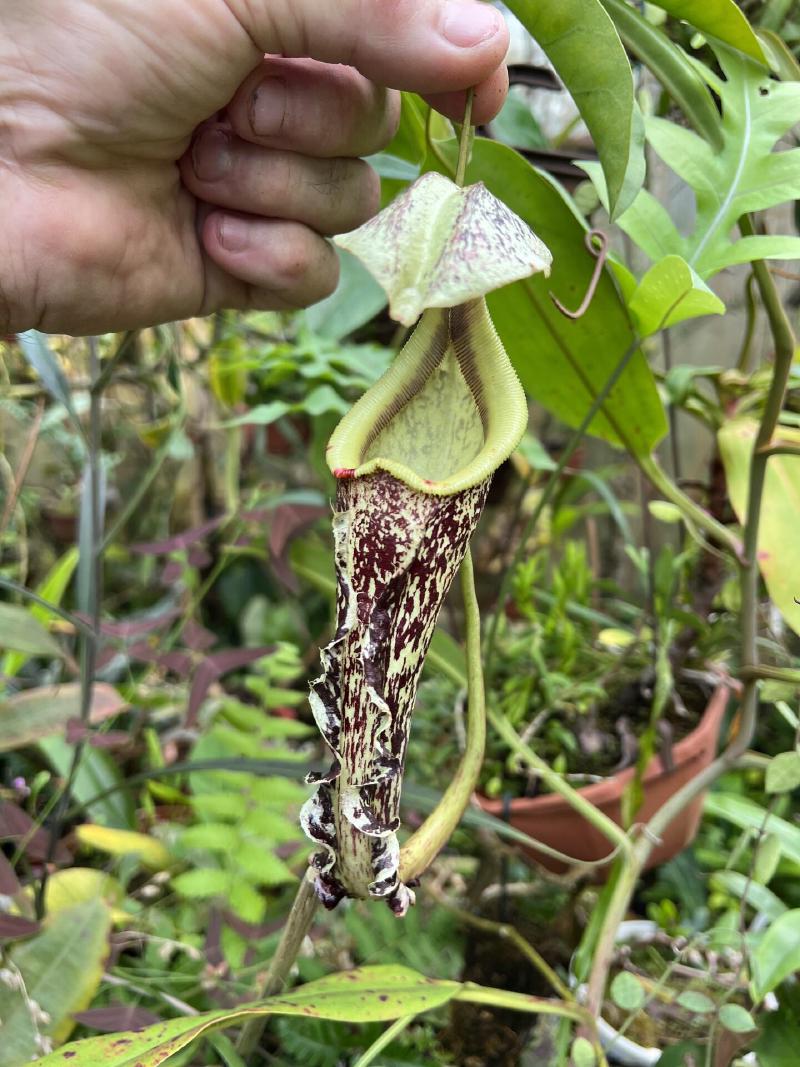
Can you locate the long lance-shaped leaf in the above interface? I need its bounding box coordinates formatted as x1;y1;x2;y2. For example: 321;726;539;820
504;0;643;218
600;0;724;150
300;300;527;914
37;965;586;1066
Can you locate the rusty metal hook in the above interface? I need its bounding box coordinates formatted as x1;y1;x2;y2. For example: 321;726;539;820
550;229;609;320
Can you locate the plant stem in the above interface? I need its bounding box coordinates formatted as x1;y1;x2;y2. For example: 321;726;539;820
735;272;758;373
400;549;486;880
35;337;104;918
457;984;589;1025
236;872;319;1062
584;215;797;1024
636;452;742;560
454;88;475;187
488;710;631;856
738;664;800;684
484;334;643;688
432;893;573;1001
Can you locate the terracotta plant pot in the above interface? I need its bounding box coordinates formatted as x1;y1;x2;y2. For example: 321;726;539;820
478;682;729;875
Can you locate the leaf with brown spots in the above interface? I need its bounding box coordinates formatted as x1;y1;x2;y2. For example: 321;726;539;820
36;966;459;1066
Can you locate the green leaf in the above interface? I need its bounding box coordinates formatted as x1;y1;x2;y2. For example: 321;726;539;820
719;418;800;636
38;965;461;1067
40;735;134;828
646;0;766;62
0;602;64;658
180;823;238;853
172;868;230;899
628;255;725;336
221;400;291;428
0;682;126;753
756;28;800;81
302;384;349;418
228;880;266;924
656;1042;705;1066
504;0;643;217
0;900;111;1065
570;1036;597;1067
719;1003;757;1033
766;751;800;794
649;501;684;524
468;140;667;453
751;909;800;1001
15;331;78;421
676;990;716;1014
705;793;800;866
235;845;297;887
2;548;79;677
600;0;723;149
610;971;647;1012
754;999;800;1067
754;834;783;886
709;870;787;922
632;46;800;277
304;249;386;341
489;87;547;150
38;868;124;920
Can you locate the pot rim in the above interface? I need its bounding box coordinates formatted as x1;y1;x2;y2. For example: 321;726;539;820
478;679;730;816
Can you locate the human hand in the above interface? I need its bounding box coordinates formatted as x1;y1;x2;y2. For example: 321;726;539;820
0;0;509;336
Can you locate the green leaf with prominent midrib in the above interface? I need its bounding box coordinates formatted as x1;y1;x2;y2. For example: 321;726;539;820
646;0;766;63
504;0;643;219
38;964;584;1066
464;139;667;455
607;44;800;278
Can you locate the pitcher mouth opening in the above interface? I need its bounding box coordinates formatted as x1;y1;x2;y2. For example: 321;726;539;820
326;299;528;496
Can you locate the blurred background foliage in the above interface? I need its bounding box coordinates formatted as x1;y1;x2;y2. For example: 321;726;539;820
2;1;800;1065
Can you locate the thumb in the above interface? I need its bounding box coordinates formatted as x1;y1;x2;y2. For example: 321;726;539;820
230;0;509;94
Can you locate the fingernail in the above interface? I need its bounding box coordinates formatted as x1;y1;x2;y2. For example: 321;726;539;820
218;215;250;253
192;128;232;182
441;0;505;47
250;76;288;137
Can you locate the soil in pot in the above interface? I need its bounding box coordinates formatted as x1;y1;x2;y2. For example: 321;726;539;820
440;901;577;1067
479;680;729;874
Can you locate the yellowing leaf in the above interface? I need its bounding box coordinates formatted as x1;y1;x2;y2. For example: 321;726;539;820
335;172;552;326
75;825;170;871
0;899;111;1063
32;868;127;925
598;627;638;649
718;417;800;636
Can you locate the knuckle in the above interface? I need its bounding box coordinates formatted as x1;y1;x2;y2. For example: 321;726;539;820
375;89;402;152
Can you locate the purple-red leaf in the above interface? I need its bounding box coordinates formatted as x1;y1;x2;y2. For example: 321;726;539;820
181;619;216;652
0;851;21;895
0;800;72;864
131;516;224;556
97;608;181;639
0;913;40;941
73;1005;162;1033
268;504;328;591
186;646;273;726
65;721;132;749
127;643;193;677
